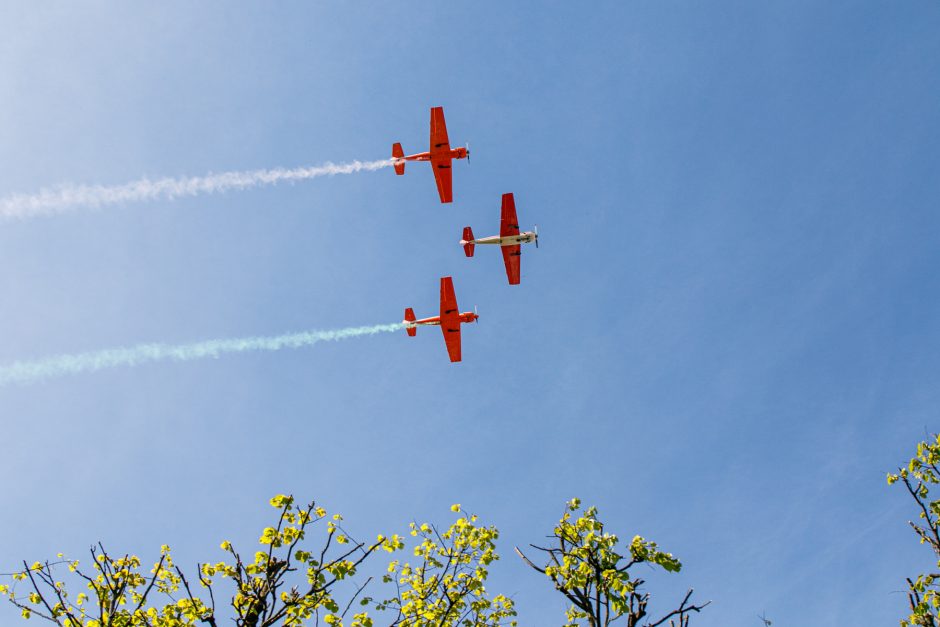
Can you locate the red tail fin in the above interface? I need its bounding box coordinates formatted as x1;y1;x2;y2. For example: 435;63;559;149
461;226;475;257
392;143;405;175
404;307;416;337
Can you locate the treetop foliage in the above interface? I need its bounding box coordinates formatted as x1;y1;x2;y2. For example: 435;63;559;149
889;433;940;627
2;495;704;627
0;495;515;627
516;498;706;627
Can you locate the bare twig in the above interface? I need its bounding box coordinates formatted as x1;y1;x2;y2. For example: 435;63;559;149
341;576;373;619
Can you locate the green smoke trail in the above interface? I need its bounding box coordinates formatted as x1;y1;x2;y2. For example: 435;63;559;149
0;322;404;387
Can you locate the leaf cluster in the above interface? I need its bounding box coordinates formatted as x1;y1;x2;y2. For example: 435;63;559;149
889;434;940;626
0;544;196;627
516;498;706;627
378;504;516;627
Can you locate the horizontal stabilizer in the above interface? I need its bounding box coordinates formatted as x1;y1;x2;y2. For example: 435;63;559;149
404;307;416;337
392;143;405;175
462;226;475;257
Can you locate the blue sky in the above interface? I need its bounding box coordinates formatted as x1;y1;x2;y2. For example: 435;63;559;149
1;1;939;625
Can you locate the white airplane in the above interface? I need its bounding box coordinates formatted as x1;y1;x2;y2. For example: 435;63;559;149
459;193;537;285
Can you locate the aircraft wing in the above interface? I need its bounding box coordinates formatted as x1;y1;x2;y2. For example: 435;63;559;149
499;193;520;237
440;276;459;317
501;244;522;285
429;107;454;203
430;107;451;152
431;156;453;203
439;276;462;362
441;323;462;362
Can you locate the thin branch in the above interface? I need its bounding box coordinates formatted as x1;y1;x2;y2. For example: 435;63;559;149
341;576;373;619
0;561;71;577
903;473;940;551
22;561;63;627
514;547;546;574
196;564;218;621
644;589;710;627
131;554;166;616
176;566;218;627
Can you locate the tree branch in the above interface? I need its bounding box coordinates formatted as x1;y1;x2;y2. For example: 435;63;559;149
644;589;710;627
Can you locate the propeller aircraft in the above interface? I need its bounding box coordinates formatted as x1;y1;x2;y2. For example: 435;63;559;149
392;106;469;204
403;277;478;363
459;193;537;285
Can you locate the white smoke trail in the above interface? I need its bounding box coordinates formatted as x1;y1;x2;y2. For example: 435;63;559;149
0;158;394;220
0;322;404;387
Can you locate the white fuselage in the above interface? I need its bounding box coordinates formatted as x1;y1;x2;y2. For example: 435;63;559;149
462;231;537;246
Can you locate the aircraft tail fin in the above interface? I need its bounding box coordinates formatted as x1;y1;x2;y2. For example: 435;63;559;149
461;227;475;257
392;143;405;175
404;307;416;337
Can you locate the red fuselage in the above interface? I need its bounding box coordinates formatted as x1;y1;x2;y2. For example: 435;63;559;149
399;146;469;163
411;310;478;327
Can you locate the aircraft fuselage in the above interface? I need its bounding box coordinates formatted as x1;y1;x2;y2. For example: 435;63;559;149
405;311;478;328
461;231;537;247
398;146;468;164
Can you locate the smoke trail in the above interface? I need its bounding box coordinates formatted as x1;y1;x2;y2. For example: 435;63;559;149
0;322;404;387
0;158;394;220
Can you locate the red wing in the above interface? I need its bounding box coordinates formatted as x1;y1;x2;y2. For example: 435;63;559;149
430;107;451;152
431;155;453;203
441;324;462;362
499;193;520;237
440;276;458;316
501;244;522;285
439;276;462;362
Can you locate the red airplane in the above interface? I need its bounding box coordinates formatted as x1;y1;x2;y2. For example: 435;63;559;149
403;276;478;362
392;107;469;204
459;193;538;285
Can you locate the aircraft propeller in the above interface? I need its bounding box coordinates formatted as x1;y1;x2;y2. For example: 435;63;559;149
474;305;479;321
534;224;539;248
465;142;471;162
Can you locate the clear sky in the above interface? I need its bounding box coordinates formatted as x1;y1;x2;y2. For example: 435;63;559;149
1;2;939;625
